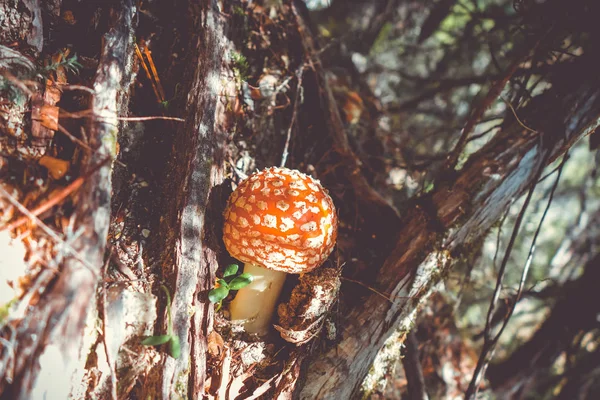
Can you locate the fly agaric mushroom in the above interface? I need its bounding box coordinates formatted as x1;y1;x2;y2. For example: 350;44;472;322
223;167;337;335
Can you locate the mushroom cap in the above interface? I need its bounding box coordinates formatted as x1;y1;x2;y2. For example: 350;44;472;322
223;167;338;274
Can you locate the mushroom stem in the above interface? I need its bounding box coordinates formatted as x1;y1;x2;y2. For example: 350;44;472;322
229;263;287;335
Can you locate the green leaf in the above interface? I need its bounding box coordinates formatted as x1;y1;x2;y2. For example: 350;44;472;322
208;286;229;303
229;273;253;290
223;264;239;277
169;335;181;359
217;279;229;289
141;334;172;346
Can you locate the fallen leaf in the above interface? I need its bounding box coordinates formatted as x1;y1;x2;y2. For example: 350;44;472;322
39;156;70;180
208;331;225;358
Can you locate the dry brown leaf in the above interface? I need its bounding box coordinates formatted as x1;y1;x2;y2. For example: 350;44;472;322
208;331;225;358
39;156;70;180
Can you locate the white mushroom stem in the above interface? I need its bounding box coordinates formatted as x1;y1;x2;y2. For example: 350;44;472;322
229;263;287;335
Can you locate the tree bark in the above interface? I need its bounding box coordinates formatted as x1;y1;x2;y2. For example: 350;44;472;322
144;0;233;397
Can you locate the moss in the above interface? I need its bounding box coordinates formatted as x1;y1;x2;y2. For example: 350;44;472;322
361;330;407;399
232;5;245;17
0;298;16;326
370;22;393;55
173;356;192;399
230;51;250;82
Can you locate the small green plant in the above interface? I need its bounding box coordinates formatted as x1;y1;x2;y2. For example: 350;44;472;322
232;5;246;16
208;264;253;311
42;54;83;75
230;51;250;82
141;285;181;359
159;83;181;111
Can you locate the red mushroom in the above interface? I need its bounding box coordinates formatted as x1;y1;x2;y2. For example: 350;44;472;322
222;167;337;335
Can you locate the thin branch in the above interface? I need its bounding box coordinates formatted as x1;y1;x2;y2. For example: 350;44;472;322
0;184;99;277
59;109;184;122
402;331;429;400
340;276;393;303
281;66;305;168
501;96;537;133
56;122;94;152
465;150;564;400
116;115;184;122
2;157;112;232
444;39;541;171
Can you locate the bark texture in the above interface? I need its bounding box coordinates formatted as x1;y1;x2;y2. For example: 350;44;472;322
147;0;232;397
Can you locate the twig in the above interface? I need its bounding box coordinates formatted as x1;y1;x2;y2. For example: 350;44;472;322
488;152;566;357
280;66;305;168
143;46;166;101
56;122;94;152
444;40;541;171
134;43;164;103
402;331;429;400
116;115;184;122
0;184;99;277
500;96;537;133
340;276;392;303
464;148;555;400
2;157;112;232
59;109;184;123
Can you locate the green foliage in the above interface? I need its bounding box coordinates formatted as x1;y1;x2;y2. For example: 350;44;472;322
229;273;253;290
141;285;180;358
230;52;250;82
141;334;171;346
0;299;16;327
159;83;181;111
370;22;393;55
41;54;83;75
233;5;246;17
1;52;83;104
208;264;253;311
